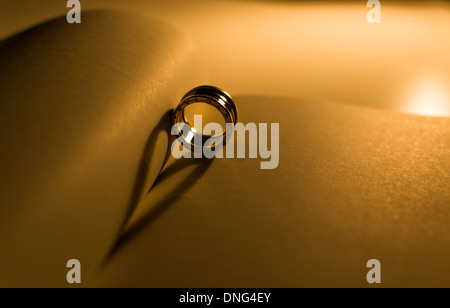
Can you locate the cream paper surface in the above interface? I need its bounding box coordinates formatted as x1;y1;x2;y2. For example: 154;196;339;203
0;10;205;287
95;96;450;287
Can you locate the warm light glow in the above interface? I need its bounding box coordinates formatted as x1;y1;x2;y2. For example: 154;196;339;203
405;75;450;117
185;129;196;144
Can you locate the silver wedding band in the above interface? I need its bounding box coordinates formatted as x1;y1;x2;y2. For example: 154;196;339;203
172;85;238;151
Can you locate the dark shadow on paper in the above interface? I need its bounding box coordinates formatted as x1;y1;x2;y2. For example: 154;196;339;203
119;110;174;230
103;114;213;263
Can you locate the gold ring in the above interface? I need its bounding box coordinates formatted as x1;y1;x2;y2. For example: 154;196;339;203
172;85;238;152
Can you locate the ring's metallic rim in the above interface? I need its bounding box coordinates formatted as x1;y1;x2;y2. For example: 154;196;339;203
172;85;238;151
